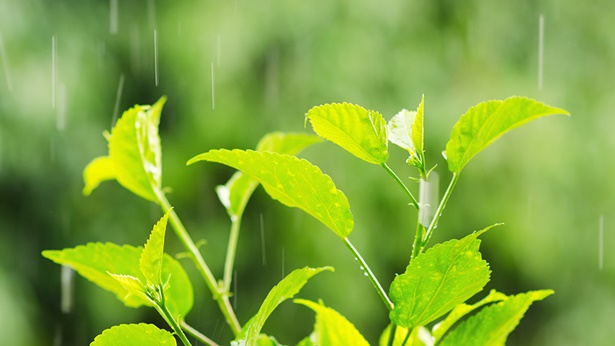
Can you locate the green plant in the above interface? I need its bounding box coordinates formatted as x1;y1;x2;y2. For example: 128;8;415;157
43;95;569;345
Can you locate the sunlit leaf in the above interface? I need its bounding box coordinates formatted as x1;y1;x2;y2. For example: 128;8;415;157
140;212;170;286
306;103;388;164
216;132;322;219
388;109;417;155
294;299;369;346
432;289;507;342
440;290;554;346
42;242;193;319
108;273;150;305
83;96;167;202
389;226;497;329
234;267;333;346
412;95;425;155
445;96;569;173
189;150;353;238
91;323;176;346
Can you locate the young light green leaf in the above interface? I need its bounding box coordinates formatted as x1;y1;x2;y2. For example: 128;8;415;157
234;267;332;346
306;103;388;164
108;273;151;305
432;289;507;342
189;150;354;238
91;323;177;346
140;211;170;286
294;299;369;346
445;96;569;173
83;96;167;202
42;242;193;319
412;95;425;155
389;226;498;329
216;132;322;219
388;95;425;157
440;290;554;346
388;109;417;155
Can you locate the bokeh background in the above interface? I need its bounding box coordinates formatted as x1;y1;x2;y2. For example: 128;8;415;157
1;0;613;345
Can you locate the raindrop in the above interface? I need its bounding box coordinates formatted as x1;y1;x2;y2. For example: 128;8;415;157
147;0;157;29
52;35;57;109
61;266;74;313
260;214;267;266
211;61;215;110
153;30;159;86
359;266;364;271
538;15;544;90
599;215;604;271
364;272;369;277
0;31;13;92
419;171;439;227
111;74;125;128
109;0;119;34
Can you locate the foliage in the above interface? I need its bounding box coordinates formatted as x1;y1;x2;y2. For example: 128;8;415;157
43;95;568;345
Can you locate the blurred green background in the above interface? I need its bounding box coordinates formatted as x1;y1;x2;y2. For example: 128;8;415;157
1;0;613;345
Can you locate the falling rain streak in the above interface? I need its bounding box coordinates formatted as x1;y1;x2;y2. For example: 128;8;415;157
211;61;215;110
0;31;13;91
599;215;604;270
154;30;159;86
112;74;125;127
52;35;57;109
538;15;544;90
61;266;74;313
109;0;118;34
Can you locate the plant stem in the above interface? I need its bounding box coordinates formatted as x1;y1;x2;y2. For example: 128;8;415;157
154;292;193;346
381;163;419;209
343;237;393;311
156;191;242;336
411;222;426;260
223;216;242;292
181;321;220;346
420;173;459;254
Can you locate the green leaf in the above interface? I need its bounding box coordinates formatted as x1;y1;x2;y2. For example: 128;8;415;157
412;95;425;155
389;225;497;329
216;132;322;219
306;103;388;164
432;289;507;342
108;273;150;305
294;299;369;346
42;242;193;319
91;323;176;346
440;290;554;346
445;96;569;173
189;150;353;239
83;96;167;202
140;211;170;286
388;95;425;157
235;267;333;346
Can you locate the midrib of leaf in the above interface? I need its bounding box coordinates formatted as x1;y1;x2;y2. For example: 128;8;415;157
411;238;479;325
315;114;377;162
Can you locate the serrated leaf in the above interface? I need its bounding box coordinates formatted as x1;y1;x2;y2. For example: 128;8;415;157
412;95;425;155
217;132;322;219
432;289;507;342
306;103;388;164
379;324;432;346
440;290;553;346
389;226;498;329
189;150;353;238
140;212;170;286
108;273;150;304
235;267;333;346
445;96;569;173
83;96;167;202
42;242;193;319
388;109;417;155
91;323;176;346
294;299;369;346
